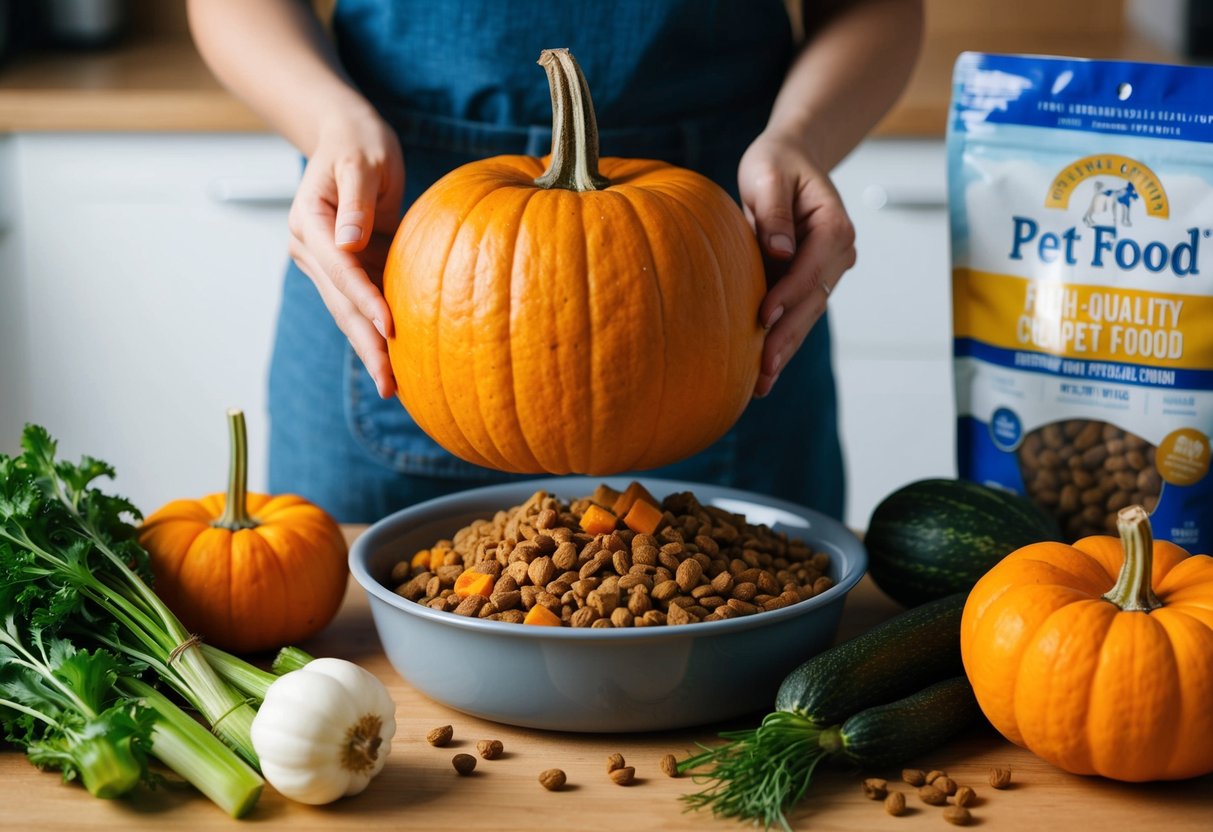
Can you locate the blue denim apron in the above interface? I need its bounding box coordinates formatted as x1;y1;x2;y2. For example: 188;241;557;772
268;0;845;523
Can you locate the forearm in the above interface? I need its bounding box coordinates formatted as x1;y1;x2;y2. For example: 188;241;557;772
769;0;923;170
187;0;375;155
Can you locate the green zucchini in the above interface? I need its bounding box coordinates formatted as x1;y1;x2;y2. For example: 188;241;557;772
822;676;979;768
866;478;1061;607
680;595;980;831
775;592;966;725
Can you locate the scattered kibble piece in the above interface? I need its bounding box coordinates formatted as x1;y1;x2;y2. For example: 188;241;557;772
539;768;567;791
476;739;504;760
609;766;636;786
659;753;680;778
902;768;926;786
935;775;957;796
925;769;946;784
989;767;1012;789
427;724;454;747
862;778;888;799
884;791;907;816
954;785;976;807
943;805;972;826
918;785;947;806
606;752;626;773
452;753;477;775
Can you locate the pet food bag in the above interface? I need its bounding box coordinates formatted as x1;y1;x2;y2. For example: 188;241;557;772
947;53;1212;550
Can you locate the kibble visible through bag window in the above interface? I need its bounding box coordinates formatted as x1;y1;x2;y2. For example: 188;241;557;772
948;53;1213;551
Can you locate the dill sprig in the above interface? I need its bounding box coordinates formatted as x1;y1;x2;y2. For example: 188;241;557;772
679;711;827;831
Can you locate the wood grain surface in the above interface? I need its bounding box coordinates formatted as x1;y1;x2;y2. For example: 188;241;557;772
2;527;1210;830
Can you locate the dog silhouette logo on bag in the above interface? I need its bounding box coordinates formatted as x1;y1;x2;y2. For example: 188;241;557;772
1083;180;1139;227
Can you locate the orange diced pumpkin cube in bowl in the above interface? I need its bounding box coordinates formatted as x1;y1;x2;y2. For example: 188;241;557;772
623;499;664;535
612;481;658;518
592;482;622;508
580;504;618;536
453;570;495;598
429;547;452;571
410;549;432;572
523;604;562;626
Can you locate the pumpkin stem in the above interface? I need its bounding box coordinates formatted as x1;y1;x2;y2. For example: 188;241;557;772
1101;505;1163;612
212;409;259;531
534;48;610;192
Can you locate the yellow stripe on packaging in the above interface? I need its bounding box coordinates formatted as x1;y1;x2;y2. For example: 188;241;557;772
953;268;1213;369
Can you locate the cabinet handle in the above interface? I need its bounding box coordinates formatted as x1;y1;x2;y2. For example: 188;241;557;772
207;178;297;207
862;184;947;211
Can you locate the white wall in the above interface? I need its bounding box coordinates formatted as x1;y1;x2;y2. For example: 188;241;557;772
4;133;298;513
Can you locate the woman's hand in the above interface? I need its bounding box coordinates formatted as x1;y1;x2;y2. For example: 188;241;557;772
738;128;856;398
287;105;405;398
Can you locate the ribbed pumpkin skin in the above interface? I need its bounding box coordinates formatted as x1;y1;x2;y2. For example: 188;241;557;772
960;536;1213;781
138;493;349;653
383;155;766;475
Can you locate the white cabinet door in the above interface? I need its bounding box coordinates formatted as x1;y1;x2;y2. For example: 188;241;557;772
829;139;955;527
0;136;30;449
7;133;300;513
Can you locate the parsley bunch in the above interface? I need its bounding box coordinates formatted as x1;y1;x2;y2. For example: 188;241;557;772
0;426;264;815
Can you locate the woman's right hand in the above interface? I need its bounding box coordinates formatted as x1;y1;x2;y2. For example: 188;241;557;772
288;104;405;398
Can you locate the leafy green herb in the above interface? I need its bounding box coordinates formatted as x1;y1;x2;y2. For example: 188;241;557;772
0;615;152;798
0;424;269;815
0;426;259;765
679;711;826;832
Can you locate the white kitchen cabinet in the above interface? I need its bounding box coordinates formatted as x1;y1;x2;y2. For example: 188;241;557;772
3;133;299;512
0;136;30;450
829;139;955;528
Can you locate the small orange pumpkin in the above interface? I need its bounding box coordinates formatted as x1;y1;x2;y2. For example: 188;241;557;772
961;504;1213;781
138;410;348;653
383;48;766;475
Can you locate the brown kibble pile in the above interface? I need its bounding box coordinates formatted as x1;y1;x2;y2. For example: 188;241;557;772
1019;420;1160;540
877;765;1011;823
389;486;833;628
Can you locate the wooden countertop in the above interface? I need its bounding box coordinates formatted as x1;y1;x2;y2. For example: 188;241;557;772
0;29;1182;136
1;526;1210;830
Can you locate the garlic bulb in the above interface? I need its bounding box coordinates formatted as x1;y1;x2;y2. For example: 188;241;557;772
250;657;396;805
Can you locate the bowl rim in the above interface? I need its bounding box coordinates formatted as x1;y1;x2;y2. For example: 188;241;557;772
349;476;867;641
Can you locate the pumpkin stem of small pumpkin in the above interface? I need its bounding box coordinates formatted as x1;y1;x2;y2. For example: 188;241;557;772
534;48;610;192
213;409;259;531
1101;505;1162;612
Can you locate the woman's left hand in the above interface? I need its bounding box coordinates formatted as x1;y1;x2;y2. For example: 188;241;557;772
738;128;857;398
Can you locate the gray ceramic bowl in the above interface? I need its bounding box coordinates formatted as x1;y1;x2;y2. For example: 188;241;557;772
349;476;866;732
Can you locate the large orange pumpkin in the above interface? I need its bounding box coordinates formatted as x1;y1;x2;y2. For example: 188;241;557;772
383;48;766;475
961;505;1213;781
138;410;348;653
